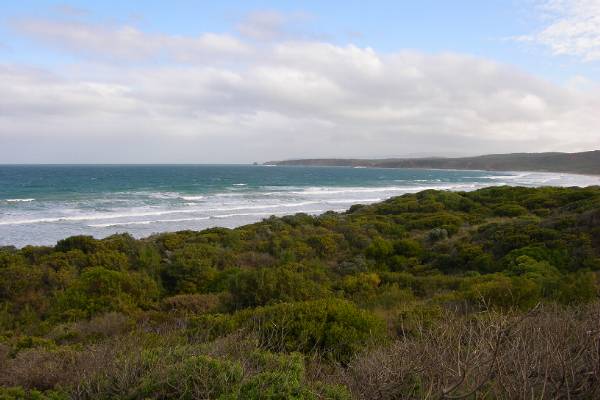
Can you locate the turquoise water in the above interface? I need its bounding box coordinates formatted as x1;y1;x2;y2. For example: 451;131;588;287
1;165;599;247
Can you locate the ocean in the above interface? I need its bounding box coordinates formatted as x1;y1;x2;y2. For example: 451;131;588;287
1;165;599;247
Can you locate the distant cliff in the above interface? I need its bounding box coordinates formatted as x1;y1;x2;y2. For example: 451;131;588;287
266;150;600;175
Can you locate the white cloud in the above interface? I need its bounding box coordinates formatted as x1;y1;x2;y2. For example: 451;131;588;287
1;17;599;162
518;0;600;61
52;3;88;17
13;19;250;62
236;10;313;41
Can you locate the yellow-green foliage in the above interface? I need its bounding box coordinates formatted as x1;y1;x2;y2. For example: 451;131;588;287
0;387;68;400
239;299;386;363
1;186;600;397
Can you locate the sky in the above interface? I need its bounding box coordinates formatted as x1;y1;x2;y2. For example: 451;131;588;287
0;0;599;163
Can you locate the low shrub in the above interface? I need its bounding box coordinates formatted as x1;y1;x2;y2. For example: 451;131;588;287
0;387;69;400
161;293;222;314
137;354;243;399
240;299;387;363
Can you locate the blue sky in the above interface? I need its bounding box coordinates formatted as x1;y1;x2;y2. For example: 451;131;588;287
1;1;599;162
2;0;597;81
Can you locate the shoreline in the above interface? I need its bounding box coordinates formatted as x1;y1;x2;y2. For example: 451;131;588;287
264;163;600;177
264;150;600;176
4;179;600;249
266;163;600;177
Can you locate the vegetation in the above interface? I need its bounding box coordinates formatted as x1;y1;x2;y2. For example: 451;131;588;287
267;149;600;175
1;186;600;398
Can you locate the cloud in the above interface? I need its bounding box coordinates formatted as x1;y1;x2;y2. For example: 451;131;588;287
13;19;250;62
517;0;600;61
52;3;88;17
236;10;316;41
1;17;599;162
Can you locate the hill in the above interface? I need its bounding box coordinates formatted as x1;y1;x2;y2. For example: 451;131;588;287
266;150;600;175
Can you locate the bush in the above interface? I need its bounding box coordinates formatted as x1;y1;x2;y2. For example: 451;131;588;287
393;239;423;258
556;272;598;305
0;387;69;400
493;203;528;217
161;293;222;314
187;314;237;342
239;352;307;399
240;299;387;363
239;351;351;400
48;312;133;343
426;228;448;243
366;237;394;260
54;235;98;254
52;267;159;320
239;371;312;399
464;274;541;310
227;266;329;309
137;355;243;399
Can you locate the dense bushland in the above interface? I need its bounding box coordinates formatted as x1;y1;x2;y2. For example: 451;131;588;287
1;186;600;398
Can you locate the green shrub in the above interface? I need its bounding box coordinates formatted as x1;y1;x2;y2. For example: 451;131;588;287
11;336;55;355
393;239;423;258
342;273;380;299
493;203;528;217
239;371;314;400
310;382;352;400
464;274;541;310
239;351;307;399
137;354;243;399
238;351;351;400
366;237;394;260
187;313;237;341
54;235;98;254
240;299;386;363
227;266;329;309
161;293;222;314
556;272;598;304
426;228;448;243
0;387;68;400
52;267;159;320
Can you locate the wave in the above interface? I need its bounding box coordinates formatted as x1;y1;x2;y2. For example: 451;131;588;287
89;216;211;228
202;201;320;213
5;198;35;202
478;174;524;180
213;193;247;198
325;198;382;204
212;211;282;219
0;208;195;226
232;183;247;186
212;209;329;219
0;200;326;226
122;191;207;201
148;192;181;199
91;207;345;227
290;184;468;195
212;207;352;220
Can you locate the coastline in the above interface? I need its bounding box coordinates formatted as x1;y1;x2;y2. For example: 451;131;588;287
264;150;600;176
266;163;600;177
4;173;600;249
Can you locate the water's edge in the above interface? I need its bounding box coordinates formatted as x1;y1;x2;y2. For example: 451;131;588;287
2;165;599;247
